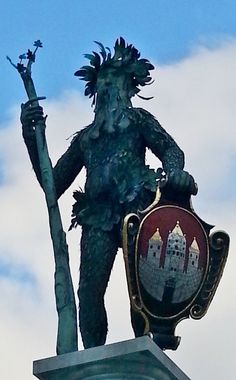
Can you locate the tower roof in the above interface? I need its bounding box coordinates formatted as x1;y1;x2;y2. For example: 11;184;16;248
150;228;162;242
172;221;184;236
190;237;200;252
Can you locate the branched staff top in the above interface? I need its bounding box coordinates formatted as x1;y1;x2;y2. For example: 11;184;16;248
7;40;43;74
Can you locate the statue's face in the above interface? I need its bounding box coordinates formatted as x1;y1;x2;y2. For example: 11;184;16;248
96;67;131;103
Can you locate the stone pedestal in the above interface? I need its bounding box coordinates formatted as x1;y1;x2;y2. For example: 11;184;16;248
33;336;190;380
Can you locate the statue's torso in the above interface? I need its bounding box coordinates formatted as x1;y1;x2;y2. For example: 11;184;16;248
70;109;157;230
81;118;147;199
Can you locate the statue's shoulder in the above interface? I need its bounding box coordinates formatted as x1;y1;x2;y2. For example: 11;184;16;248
132;107;158;125
70;123;93;146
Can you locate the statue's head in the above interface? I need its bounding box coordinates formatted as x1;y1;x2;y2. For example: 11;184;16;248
74;37;154;108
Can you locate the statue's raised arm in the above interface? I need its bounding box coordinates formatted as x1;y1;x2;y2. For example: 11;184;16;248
21;100;84;199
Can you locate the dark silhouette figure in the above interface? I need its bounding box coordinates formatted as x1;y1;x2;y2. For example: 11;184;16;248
21;38;196;348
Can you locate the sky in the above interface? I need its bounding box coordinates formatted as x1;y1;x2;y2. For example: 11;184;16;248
1;1;236;379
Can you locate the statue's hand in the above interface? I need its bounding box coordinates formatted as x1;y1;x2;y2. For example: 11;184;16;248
165;168;198;196
20;97;46;129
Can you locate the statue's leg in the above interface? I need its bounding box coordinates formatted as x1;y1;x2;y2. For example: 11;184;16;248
78;225;119;348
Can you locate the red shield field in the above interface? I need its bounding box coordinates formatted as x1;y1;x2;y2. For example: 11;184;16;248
136;205;209;318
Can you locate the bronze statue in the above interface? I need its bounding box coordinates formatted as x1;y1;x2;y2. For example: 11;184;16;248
20;37;196;349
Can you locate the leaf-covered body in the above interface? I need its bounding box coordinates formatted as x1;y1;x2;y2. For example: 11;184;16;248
66;107;184;232
21;38;196;349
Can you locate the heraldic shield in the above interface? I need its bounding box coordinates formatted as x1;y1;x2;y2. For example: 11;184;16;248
122;187;229;350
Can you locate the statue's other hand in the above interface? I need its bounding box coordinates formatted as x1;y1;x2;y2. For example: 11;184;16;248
166;169;198;196
21;97;46;128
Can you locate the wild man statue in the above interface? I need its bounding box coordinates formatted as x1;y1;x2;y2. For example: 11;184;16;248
21;37;196;349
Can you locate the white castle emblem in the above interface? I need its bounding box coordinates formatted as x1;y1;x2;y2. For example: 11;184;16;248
139;221;203;303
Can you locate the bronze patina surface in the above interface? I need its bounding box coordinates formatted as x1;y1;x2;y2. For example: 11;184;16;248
12;38;202;351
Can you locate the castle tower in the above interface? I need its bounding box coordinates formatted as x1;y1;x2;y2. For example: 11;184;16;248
187;237;200;271
165;221;186;273
148;228;163;265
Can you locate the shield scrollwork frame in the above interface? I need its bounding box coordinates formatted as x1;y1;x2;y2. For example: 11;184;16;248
122;190;229;350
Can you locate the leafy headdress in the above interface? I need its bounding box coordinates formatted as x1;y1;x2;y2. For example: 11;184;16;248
75;37;154;105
